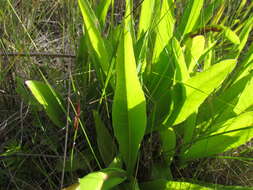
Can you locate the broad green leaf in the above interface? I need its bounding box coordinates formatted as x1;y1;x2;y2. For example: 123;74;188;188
93;110;116;166
233;76;253;114
140;179;253;190
79;168;127;190
197;74;251;125
152;0;174;63
137;0;155;39
167;59;236;126
16;77;36;105
176;0;204;39
25;80;66;127
171;37;189;82
234;43;253;82
185;35;205;73
112;0;147;175
181;111;253;162
146;49;174;128
78;0;109;75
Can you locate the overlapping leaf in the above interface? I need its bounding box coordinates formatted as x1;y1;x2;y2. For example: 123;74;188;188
181;111;253;162
78;0;110;75
167;59;236;126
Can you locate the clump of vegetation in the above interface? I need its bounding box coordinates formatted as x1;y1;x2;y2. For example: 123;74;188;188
1;0;253;189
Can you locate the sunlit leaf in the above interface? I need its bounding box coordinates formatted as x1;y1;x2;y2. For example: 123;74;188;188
185;35;205;73
138;0;156;39
171;37;189;82
25;80;66;127
152;0;174;62
176;0;204;39
221;25;240;45
79;168;127;190
167;59;236;126
96;0;112;27
112;0;147;175
78;0;110;75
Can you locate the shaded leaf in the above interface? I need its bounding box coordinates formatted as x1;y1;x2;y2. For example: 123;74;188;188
140;179;253;190
93;110;116;166
181;112;253;162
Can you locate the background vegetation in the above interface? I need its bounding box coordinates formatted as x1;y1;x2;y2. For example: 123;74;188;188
0;0;253;189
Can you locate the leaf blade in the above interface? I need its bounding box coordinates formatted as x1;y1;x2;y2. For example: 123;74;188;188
112;0;147;175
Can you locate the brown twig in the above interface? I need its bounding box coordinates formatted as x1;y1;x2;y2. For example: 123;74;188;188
0;52;76;58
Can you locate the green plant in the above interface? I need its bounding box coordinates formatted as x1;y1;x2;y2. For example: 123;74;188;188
25;0;253;189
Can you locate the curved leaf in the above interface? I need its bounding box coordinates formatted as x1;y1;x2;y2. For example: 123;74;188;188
25;80;66;127
167;59;236;126
79;168;127;190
